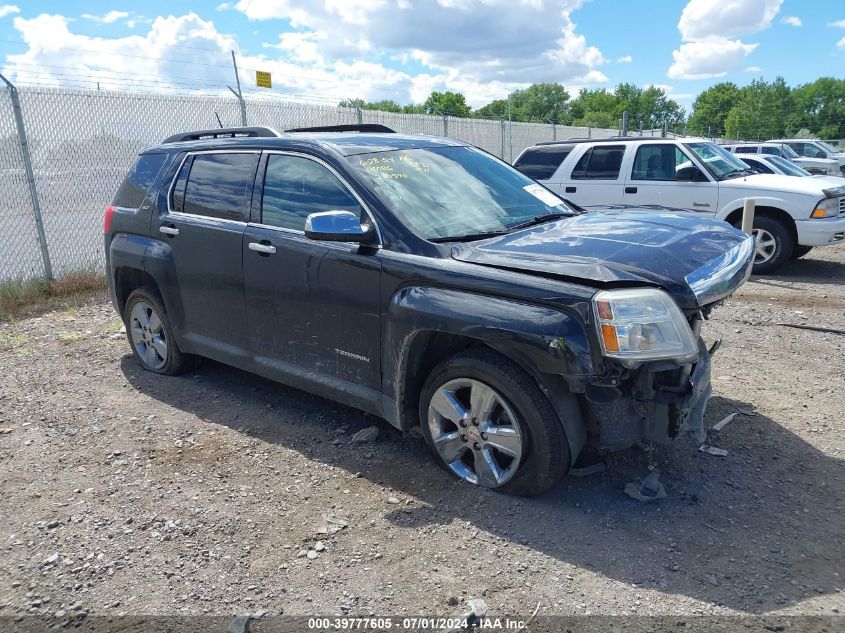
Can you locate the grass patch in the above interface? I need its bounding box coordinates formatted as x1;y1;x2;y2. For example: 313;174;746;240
0;272;107;322
57;331;88;344
104;319;125;333
0;332;30;351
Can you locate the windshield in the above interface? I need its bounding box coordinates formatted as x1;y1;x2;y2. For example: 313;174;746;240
767;155;811;176
816;140;840;154
352;146;576;240
684;142;751;179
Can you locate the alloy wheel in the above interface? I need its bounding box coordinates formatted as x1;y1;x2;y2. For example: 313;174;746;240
129;301;168;370
752;228;777;264
427;378;524;488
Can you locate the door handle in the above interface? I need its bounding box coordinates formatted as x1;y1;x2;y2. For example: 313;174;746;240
565;186;576;193
159;225;179;236
248;241;276;255
625;186;638;194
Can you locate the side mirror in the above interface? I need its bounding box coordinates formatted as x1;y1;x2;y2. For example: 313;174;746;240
304;210;376;244
676;165;704;182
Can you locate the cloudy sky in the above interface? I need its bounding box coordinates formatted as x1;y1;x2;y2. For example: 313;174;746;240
0;0;843;110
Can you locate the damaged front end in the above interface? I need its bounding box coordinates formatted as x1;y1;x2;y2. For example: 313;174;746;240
582;235;753;451
585;331;713;451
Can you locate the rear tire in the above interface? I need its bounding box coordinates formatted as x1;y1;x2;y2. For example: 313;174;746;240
124;286;199;375
419;347;569;496
734;215;793;275
791;245;813;260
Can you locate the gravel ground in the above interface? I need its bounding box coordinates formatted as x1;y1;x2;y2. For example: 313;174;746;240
0;247;843;626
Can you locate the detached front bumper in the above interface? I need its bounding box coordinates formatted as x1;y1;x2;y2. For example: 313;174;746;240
585;339;712;451
795;216;845;247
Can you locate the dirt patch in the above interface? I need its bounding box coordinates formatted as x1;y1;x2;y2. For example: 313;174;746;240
0;249;843;622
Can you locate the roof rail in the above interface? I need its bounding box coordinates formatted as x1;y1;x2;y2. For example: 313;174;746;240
285;124;396;134
162;126;281;144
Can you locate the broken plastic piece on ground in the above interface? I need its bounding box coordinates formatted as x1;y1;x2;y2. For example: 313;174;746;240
624;481;667;501
227;614;251;633
350;426;379;443
624;468;667;501
737;407;756;417
711;412;738;431
699;444;729;457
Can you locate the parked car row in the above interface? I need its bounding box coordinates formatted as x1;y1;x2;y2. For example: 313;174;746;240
513;136;845;273
722;142;839;176
106;125;757;495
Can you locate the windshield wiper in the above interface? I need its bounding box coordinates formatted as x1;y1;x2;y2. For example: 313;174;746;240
429;230;509;243
506;211;571;232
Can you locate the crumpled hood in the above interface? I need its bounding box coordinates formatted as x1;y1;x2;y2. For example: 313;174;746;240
451;209;753;309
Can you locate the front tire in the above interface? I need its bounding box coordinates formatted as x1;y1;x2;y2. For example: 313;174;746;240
124;286;199;375
734;216;794;275
419;348;569;496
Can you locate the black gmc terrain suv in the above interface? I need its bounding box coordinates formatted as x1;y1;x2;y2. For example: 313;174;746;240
105;125;754;495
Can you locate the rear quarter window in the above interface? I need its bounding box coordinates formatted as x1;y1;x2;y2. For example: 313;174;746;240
112;153;167;209
513;145;573;180
571;145;625;180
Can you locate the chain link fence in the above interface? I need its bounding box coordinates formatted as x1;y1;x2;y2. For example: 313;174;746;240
1;86;623;282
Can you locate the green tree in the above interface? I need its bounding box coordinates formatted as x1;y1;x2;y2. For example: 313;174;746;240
423;91;472;117
786;77;845;139
687;82;740;137
723;77;791;140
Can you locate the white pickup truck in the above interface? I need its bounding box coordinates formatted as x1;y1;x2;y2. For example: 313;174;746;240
513;137;845;273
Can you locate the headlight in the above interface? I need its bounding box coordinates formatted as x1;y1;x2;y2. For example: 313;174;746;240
811;197;840;218
593;288;698;362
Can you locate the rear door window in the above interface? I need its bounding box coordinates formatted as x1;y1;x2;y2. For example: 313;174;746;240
112;153;167;209
571;145;625;180
734;146;757;154
631;144;690;181
513;145;573;180
181;153;259;221
260;154;363;231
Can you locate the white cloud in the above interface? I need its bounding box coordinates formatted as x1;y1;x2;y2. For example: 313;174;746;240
0;4;19;19
829;20;845;28
617;55;633;63
745;66;762;72
668;40;758;79
678;0;782;40
81;10;130;24
216;3;231;10
233;0;608;89
668;0;779;80
780;16;801;27
838;36;845;50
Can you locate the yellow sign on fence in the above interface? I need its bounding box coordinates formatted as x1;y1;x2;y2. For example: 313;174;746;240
255;71;272;89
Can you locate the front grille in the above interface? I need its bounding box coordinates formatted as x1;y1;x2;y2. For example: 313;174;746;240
839;197;845;215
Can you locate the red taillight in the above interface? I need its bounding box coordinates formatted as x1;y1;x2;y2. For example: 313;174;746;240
103;205;115;234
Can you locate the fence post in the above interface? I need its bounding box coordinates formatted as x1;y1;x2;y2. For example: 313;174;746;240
621;111;629;136
0;73;53;280
500;118;505;159
356;107;363;125
442;114;448;137
551;120;556;141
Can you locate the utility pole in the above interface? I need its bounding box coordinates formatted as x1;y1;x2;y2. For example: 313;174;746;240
0;72;52;279
229;50;247;126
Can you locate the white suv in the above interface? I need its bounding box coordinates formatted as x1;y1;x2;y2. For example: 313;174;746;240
513;137;845;273
770;139;845;176
723;142;838;175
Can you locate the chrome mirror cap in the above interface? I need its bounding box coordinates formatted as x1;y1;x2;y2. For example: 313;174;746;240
304;210;376;244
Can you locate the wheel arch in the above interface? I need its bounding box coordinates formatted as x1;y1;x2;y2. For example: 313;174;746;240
723;205;797;244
